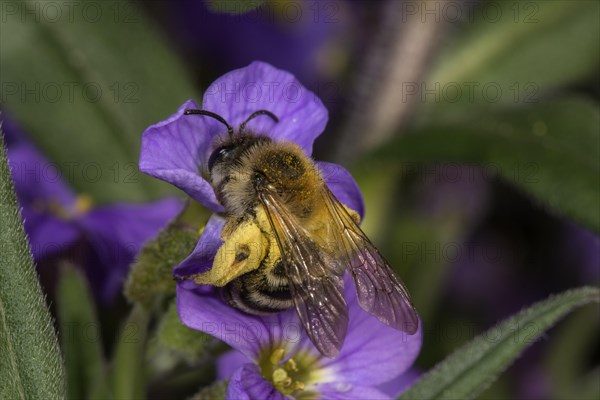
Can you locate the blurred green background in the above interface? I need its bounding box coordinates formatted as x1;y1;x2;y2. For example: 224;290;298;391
1;0;598;399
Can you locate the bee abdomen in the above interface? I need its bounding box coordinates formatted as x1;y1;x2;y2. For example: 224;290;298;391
221;264;293;315
221;283;292;315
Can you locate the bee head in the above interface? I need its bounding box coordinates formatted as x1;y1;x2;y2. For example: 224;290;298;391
184;109;280;172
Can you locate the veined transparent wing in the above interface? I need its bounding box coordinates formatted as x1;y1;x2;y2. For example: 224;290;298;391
258;188;349;358
321;187;419;334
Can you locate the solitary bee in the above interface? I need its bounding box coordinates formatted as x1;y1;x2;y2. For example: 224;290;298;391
182;109;418;357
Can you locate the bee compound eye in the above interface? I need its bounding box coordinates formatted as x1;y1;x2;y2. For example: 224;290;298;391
253;171;266;185
208;145;234;171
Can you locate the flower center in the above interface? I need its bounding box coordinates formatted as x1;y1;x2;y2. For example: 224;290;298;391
34;194;93;220
259;347;320;399
74;194;93;214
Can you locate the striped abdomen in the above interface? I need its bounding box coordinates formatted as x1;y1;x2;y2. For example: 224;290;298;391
221;260;293;315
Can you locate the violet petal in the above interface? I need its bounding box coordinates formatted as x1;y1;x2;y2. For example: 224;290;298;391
21;211;79;260
226;364;286;400
318;161;365;219
173;214;226;279
315;383;391;400
78;198;182;302
217;350;249;381
7;138;80;260
139;99;224;212
176;283;267;359
202;61;328;155
176;281;309;361
8;141;76;208
377;368;421;398
319;277;422;385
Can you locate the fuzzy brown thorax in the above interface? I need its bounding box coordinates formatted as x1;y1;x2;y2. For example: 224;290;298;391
209;134;323;219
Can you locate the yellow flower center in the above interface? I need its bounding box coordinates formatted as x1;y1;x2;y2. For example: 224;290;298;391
34;194;93;220
74;194;93;215
259;347;321;399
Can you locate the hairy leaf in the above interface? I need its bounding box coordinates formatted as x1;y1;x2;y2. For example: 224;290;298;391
0;129;65;398
400;287;600;400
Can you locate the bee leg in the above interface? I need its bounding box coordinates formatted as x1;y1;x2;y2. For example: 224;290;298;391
190;218;269;287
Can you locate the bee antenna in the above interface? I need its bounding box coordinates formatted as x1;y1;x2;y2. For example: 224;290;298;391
239;110;279;135
184;109;234;137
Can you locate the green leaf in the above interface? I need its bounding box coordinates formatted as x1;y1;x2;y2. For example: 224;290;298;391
399;286;600;400
0;129;65;398
56;265;110;399
154;301;214;363
372;98;600;233
189;380;229;400
205;0;266;14
426;0;599;107
1;0;199;203
111;305;149;399
125;200;207;309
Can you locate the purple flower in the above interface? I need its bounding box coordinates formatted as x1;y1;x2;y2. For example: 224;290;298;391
139;62;421;397
139;60;366;285
140;61;363;218
178;276;422;399
140;61;365;280
4;118;182;302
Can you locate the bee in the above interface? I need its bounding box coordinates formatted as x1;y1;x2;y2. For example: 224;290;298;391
182;108;418;357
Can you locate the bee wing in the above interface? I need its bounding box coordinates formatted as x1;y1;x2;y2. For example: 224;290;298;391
321;188;419;334
258;189;348;358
